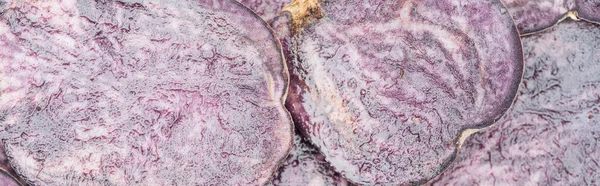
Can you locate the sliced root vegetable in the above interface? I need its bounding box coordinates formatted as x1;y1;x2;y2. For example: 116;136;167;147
0;0;292;185
279;0;523;184
426;21;600;185
267;132;349;186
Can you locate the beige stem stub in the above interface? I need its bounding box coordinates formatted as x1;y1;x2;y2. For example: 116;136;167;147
282;0;324;34
457;128;480;148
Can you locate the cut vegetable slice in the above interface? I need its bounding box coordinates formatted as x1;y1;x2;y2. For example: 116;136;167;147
0;0;292;185
280;0;523;184
427;20;600;185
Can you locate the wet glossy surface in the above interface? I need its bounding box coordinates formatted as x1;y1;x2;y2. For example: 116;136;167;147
427;21;600;185
1;0;597;185
280;0;523;184
0;0;292;185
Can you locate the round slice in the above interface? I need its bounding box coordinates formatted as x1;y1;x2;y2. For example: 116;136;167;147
268;132;349;186
0;0;292;185
282;0;523;184
427;21;600;185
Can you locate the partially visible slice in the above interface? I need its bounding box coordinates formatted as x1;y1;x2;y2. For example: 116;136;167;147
239;2;352;185
502;0;575;33
502;0;600;34
281;0;523;184
577;0;600;22
0;0;292;185
427;21;600;185
268;132;349;186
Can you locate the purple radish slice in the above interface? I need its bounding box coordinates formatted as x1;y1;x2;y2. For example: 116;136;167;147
426;20;600;185
0;0;292;185
279;0;523;184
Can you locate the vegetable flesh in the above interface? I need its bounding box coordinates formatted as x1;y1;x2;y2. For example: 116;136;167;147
427;21;600;185
281;0;523;184
0;0;292;185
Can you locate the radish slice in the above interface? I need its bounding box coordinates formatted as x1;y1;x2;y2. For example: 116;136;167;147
427;21;600;185
279;0;523;184
0;0;292;185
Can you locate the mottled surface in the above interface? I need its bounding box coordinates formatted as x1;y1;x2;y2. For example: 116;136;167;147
238;0;289;23
502;0;574;33
0;0;292;185
268;132;349;186
427;21;600;185
577;0;600;22
240;1;353;185
0;172;20;186
280;0;523;184
0;145;21;186
502;0;600;34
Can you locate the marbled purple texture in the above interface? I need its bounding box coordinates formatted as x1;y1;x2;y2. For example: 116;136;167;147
0;0;292;185
281;0;523;184
428;21;600;185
